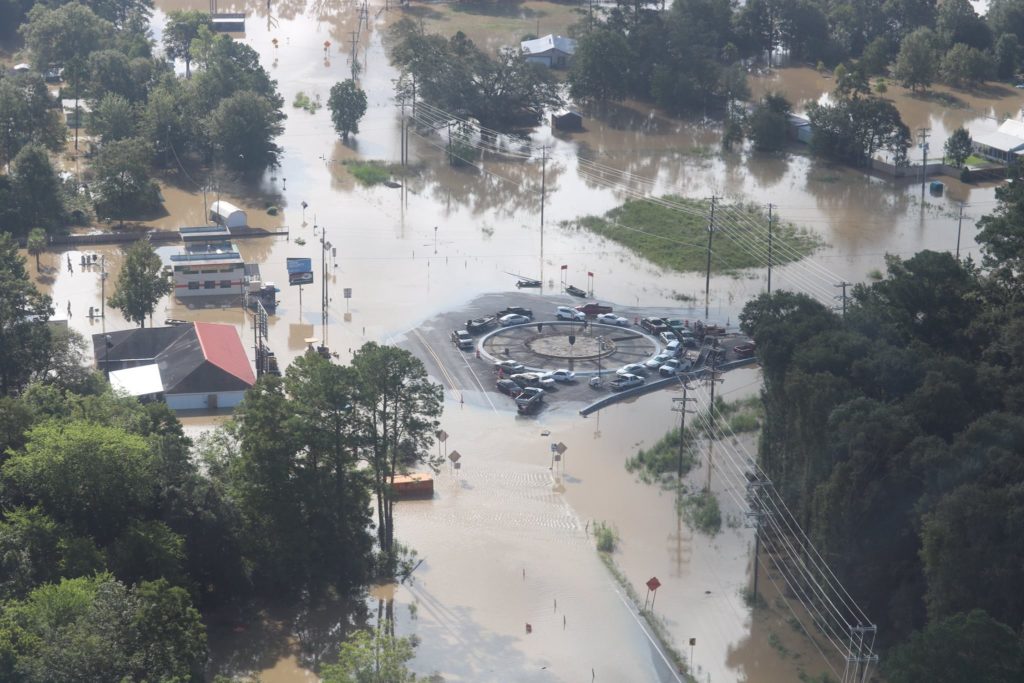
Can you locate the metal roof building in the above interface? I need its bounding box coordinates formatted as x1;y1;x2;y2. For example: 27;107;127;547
520;34;577;68
94;322;255;410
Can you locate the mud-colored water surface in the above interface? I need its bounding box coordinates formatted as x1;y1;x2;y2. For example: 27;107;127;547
25;0;1013;679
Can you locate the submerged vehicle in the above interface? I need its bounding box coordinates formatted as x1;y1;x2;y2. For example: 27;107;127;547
565;284;586;297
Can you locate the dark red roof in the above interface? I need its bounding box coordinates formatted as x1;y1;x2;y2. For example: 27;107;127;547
194;322;256;386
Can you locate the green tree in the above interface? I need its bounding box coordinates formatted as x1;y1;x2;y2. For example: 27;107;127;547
18;2;112;71
11;144;64;233
0;234;53;396
163;10;209;78
859;36;893;75
328;79;368;142
976;179;1024;291
140;77;198;166
320;622;417;683
106;239;171;327
351;343;443;573
206;90;284;173
936;0;992;50
87;93;137;144
568;29;632;102
893;27;939;90
944;127;973;167
26;228;46;271
0;73;66;169
940;43;993;88
2;421;154;542
92;137;162;224
747;92;791;152
995;33;1019;80
885;610;1024;683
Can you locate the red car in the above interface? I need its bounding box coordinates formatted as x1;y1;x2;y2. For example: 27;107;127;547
575;302;613;316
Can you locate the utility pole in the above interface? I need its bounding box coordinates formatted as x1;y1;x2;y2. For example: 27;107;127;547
835;281;851;319
703;352;722;493
540;147;547;277
321;232;330;343
100;255;107;334
672;387;696;480
447;121;453;165
917;127;930;200
350;30;357;78
956;202;967;259
705;195;716;320
746;475;771;602
766;203;774;296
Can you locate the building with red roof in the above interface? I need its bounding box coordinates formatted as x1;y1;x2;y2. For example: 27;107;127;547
93;322;255;411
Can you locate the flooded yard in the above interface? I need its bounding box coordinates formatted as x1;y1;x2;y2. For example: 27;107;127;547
24;0;1023;680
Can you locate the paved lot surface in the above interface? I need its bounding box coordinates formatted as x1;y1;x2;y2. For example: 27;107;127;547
401;292;752;416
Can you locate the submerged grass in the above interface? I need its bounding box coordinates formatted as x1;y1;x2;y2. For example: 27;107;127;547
346;161;394;186
569;195;820;274
679;489;722;536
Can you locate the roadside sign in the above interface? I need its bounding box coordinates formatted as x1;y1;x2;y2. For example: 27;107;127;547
286;257;313;286
448;450;460;463
343;287;352;298
437;429;449;442
646;577;661;591
554;442;567;455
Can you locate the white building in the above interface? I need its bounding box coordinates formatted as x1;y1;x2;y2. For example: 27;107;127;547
973;118;1024;163
210;200;247;228
520;34;577;68
165;226;260;301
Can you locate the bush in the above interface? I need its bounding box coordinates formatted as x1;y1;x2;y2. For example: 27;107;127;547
594;521;617;553
348;162;392;186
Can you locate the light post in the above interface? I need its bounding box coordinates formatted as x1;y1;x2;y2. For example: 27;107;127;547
103;334;112;379
434;226;438;254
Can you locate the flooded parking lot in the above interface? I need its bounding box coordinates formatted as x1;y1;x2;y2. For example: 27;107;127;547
24;0;1024;680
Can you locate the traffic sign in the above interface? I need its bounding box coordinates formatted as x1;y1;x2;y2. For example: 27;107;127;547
448;450;460;463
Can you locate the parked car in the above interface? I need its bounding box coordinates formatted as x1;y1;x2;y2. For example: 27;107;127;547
616;363;648;377
640;317;669;334
542;369;576;383
496;379;523;397
659;359;681;376
466;316;496;334
733;342;756;358
499;313;531;326
610;374;644;391
555;306;586;321
575;302;613;316
516;386;545;413
494;359;526;375
596;313;630;326
498;306;534;319
645;353;674;370
450;329;474;350
660;331;678;344
510;372;554;389
665;340;682;357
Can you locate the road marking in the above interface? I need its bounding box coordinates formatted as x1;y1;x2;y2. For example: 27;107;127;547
412;329;463;403
459;348;498;413
608;582;686;683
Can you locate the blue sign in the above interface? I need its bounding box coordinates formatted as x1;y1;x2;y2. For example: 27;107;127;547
286;257;313;286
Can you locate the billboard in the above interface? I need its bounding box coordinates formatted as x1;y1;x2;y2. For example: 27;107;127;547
286;257;313;286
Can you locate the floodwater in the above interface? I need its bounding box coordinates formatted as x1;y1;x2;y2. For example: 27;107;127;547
24;0;1021;680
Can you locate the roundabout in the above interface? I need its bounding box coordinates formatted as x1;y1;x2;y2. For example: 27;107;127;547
479;321;661;375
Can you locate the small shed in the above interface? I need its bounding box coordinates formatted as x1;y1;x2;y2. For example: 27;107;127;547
210;200;247;228
391;473;434;499
521;34;577;69
787;113;812;144
552;110;583;132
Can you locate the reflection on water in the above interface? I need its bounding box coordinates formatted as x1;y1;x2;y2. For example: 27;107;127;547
38;0;1022;679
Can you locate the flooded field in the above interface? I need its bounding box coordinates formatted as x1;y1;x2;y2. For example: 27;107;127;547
22;0;1021;680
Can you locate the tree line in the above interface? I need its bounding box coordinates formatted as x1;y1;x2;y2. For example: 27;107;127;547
0;1;285;236
0;234;443;680
738;182;1024;679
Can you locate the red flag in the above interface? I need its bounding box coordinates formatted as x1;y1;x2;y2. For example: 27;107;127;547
560;264;568;270
587;271;594;277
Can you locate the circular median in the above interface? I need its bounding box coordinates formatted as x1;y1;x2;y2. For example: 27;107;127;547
479;322;661;375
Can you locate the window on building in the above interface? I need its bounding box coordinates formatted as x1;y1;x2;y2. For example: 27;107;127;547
188;281;200;290
220;280;232;288
204;280;215;289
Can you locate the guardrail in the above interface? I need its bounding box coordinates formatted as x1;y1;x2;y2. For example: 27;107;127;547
578;356;757;417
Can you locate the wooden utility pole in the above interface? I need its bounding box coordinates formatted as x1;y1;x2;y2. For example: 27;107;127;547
835;281;851;319
704;195;716;319
672;388;696;480
704;353;722;492
766;203;774;295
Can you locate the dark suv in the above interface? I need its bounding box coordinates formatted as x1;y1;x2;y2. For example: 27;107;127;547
640;317;668;334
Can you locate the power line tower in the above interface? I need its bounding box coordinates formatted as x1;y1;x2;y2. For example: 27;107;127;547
842;625;879;683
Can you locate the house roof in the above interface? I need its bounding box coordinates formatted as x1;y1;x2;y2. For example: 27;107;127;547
109;364;164;397
94;323;254;396
93;326;191;367
157;322;254;395
998;118;1024;138
974;130;1024;153
521;34;577;56
210;200;244;217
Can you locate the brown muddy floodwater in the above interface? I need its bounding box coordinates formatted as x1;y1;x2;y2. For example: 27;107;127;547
27;0;1015;679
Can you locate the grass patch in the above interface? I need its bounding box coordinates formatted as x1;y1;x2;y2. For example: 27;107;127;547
740;587;768;609
964;154;991;167
569;195;819;274
593;521;618;553
679;489;722;536
768;632;790;658
292;91;321;114
347;162;393;186
626;425;699;487
867;267;883;280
